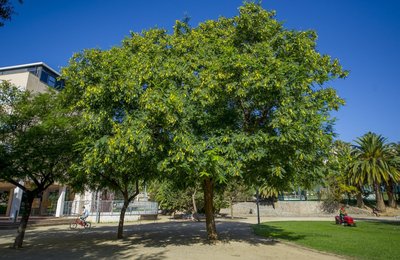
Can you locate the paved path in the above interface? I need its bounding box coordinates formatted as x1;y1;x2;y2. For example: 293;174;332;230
0;217;345;260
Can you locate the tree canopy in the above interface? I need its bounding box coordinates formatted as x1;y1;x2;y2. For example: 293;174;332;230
0;80;78;248
61;37;163;239
0;0;22;27
61;2;347;240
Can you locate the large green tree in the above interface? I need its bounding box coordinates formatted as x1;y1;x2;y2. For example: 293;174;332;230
0;81;78;248
350;132;399;212
61;3;346;241
154;3;346;239
61;45;162;239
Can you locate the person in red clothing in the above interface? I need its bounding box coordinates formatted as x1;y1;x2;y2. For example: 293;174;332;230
339;206;347;222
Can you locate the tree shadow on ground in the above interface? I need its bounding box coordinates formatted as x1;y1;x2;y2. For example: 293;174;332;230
124;220;278;247
252;224;306;242
0;220;277;259
0;225;153;259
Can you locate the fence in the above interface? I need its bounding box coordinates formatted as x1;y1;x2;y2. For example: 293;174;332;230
63;200;158;217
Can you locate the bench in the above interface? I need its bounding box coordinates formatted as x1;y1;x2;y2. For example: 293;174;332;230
139;214;158;221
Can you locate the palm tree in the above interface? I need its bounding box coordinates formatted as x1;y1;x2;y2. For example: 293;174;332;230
350;132;399;212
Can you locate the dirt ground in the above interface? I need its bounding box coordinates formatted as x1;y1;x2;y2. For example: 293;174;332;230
0;216;346;260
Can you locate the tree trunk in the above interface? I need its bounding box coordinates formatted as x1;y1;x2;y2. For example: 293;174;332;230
386;181;397;208
356;184;365;208
117;181;139;239
13;192;34;248
230;197;234;219
117;199;130;239
356;192;365;208
375;183;386;212
203;177;217;241
192;188;198;213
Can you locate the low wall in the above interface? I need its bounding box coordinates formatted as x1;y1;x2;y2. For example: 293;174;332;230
220;201;335;217
86;214;140;223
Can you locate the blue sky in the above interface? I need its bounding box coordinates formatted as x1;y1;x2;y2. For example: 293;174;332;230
1;0;399;143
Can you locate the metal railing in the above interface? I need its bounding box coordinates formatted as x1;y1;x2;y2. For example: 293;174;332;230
63;200;158;216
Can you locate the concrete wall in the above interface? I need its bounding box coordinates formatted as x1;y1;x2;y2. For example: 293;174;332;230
88;214;140;223
0;72;49;93
220;201;335;217
26;73;50;93
0;72;29;90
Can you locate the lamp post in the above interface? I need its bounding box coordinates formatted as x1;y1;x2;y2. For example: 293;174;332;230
256;188;260;225
95;190;100;223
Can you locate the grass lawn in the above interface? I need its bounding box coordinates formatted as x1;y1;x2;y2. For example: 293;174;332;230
253;221;400;260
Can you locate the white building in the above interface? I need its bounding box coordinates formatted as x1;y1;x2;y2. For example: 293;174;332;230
0;62;64;92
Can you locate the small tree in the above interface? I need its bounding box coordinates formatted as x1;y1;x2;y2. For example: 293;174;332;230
149;179;203;215
221;178;253;219
324;140;361;207
0;81;78;248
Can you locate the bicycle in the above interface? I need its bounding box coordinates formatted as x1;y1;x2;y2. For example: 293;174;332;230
70;217;91;229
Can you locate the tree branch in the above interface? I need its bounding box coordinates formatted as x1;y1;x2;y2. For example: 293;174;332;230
98;169;124;195
5;178;27;192
128;180;140;202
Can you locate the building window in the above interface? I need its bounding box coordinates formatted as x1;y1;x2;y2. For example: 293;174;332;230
39;70;57;88
40;70;48;84
47;75;56;87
